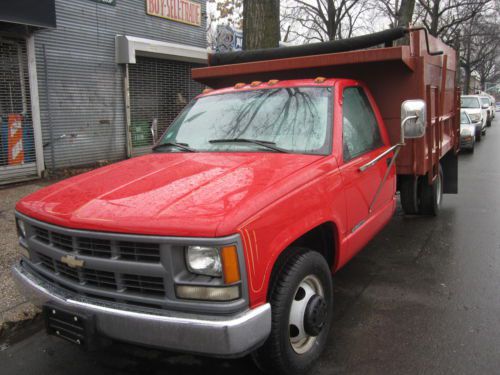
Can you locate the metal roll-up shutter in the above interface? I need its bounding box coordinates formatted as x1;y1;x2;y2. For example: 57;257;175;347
0;37;37;185
128;57;204;157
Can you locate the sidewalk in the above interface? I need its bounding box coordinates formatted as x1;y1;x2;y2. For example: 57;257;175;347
0;180;52;336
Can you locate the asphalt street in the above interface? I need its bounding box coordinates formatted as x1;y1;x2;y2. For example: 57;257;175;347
1;116;500;375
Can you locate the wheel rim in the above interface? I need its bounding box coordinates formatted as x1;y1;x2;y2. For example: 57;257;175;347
436;172;442;207
289;274;325;354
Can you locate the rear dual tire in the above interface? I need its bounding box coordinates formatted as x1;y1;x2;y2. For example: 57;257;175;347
252;248;333;375
400;165;443;216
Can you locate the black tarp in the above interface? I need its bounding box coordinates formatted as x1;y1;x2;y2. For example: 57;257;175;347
0;0;56;29
209;27;408;66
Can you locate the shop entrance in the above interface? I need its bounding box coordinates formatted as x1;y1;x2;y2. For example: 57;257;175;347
0;37;38;184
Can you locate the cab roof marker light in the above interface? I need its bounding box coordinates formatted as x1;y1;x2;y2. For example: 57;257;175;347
314;77;327;83
268;79;279;85
250;81;262;87
202;88;214;94
234;82;246;89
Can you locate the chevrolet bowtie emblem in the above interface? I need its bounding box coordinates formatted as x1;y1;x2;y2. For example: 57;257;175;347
60;255;85;268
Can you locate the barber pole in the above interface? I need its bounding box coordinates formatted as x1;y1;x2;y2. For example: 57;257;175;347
8;114;24;165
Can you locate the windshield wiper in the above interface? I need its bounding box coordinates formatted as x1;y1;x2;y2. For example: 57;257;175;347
208;138;289;153
152;142;196;153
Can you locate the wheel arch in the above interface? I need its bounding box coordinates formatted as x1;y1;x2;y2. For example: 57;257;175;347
266;221;339;300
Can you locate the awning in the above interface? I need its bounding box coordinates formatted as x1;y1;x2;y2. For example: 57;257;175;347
115;35;208;65
0;0;56;29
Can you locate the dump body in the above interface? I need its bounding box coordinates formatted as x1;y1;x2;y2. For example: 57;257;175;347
192;30;459;183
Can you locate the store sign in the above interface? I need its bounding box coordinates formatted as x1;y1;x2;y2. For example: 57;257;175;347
90;0;116;5
146;0;201;27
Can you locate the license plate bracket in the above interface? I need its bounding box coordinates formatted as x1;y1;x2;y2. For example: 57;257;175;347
43;304;96;349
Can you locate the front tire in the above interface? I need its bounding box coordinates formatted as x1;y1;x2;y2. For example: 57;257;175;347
252;249;333;375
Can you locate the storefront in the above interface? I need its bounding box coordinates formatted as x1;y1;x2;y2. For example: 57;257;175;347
0;0;55;184
0;0;207;184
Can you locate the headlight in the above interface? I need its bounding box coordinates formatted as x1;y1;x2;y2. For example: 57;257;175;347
186;246;222;277
469;113;480;122
461;129;472;136
16;219;26;238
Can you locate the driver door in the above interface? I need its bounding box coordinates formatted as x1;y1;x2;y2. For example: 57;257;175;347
338;84;395;258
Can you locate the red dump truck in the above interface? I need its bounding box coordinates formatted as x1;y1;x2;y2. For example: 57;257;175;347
13;28;458;374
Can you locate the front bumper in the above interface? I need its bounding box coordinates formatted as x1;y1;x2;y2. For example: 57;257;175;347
12;263;271;357
460;135;474;149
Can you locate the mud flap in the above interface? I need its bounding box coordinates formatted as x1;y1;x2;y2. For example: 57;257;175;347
441;150;458;194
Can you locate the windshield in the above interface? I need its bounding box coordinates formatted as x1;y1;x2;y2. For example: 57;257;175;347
157;87;333;155
461;97;480;109
460;111;470;124
481;97;490;106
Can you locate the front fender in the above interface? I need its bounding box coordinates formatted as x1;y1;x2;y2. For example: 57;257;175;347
237;163;347;307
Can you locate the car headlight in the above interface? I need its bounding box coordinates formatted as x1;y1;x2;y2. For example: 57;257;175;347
186;246;222;277
16;219;26;238
461;129;472;136
469;113;480;122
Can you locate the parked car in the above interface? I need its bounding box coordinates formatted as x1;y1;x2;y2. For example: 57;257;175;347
460;110;475;152
461;95;486;140
488;95;496;118
12;29;459;375
480;96;493;126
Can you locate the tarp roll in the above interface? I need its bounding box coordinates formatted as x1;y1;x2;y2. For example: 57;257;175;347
209;27;408;66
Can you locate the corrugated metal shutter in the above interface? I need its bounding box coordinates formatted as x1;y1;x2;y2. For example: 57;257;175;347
0;37;37;185
33;0;207;170
128;57;204;156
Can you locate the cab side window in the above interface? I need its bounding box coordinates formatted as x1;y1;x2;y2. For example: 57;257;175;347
342;87;383;161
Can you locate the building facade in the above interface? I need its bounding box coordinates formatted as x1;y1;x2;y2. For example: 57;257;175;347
0;0;207;184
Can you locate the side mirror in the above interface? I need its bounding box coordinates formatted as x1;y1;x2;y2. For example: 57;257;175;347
482;104;489;109
401;99;426;141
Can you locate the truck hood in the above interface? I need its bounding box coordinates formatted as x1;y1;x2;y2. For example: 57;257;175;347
16;152;324;237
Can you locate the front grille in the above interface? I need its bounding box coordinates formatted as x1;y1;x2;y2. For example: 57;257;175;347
30;224;167;308
82;269;117;290
54;260;79;282
77;238;112;258
33;226;160;263
122;274;165;296
51;232;73;251
37;251;164;301
118;242;161;262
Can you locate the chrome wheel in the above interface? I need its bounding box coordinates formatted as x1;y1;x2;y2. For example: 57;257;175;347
289;274;325;354
436;171;442;207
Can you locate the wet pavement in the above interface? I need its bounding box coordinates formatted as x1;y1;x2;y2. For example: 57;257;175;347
1;117;500;374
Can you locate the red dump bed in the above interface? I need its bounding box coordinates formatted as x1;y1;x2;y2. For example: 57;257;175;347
192;30;459;178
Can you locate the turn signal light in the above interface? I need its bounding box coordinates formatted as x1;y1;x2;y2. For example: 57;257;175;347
221;245;241;284
314;76;327;83
176;285;240;301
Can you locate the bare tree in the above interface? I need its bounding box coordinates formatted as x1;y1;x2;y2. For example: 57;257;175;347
281;0;371;43
372;0;416;28
243;0;281;50
415;0;491;40
460;14;500;93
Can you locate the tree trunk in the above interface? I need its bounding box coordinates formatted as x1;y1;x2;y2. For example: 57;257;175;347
396;0;415;27
243;0;280;50
395;0;415;46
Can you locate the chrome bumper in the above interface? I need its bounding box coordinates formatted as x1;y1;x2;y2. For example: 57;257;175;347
12;263;271;357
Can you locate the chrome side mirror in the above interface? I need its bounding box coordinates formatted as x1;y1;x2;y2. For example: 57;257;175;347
401;99;426;141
